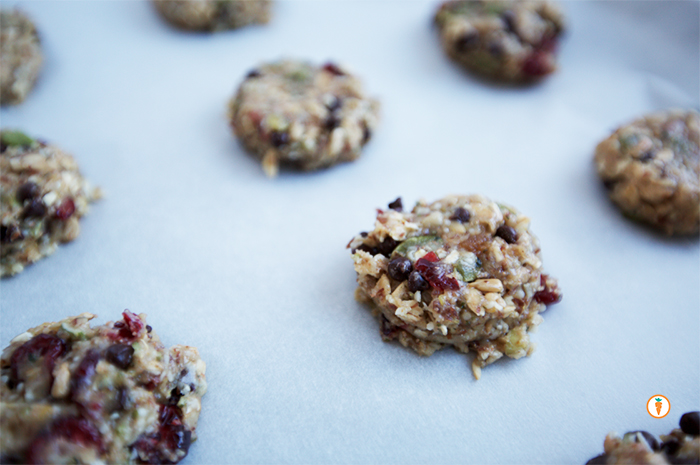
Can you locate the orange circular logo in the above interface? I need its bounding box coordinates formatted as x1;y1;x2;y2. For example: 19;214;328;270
646;395;671;418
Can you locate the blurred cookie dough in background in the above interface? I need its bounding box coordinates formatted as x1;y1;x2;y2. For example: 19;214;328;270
153;0;271;32
229;59;380;177
595;109;699;235
1;131;101;277
434;0;565;82
0;9;42;105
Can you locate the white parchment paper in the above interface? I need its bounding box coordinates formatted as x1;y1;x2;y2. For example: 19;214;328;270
1;1;698;463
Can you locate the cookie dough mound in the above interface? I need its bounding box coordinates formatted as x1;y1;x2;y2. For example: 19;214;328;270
434;0;564;82
348;195;562;379
0;311;208;464
153;0;270;31
586;412;700;465
1;131;101;277
228;59;380;177
0;10;42;105
595;109;700;235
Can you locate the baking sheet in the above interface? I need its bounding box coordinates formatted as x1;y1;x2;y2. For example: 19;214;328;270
1;1;698;463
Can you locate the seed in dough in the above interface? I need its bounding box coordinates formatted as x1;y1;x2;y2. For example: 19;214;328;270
152;0;271;32
348;195;562;379
1;130;102;277
0;9;43;105
0;311;208;464
434;0;565;82
228;59;380;177
594;109;700;235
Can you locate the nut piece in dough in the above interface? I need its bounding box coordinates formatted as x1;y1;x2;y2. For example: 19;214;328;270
0;311;208;464
228;59;380;177
434;0;565;82
586;412;700;464
153;0;271;32
0;10;42;105
1;130;102;277
594;109;700;235
348;195;562;379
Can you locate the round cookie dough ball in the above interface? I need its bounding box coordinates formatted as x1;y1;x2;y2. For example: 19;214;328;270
348;195;562;379
595;109;700;235
0;311;208;464
153;0;271;32
586;412;700;465
434;0;565;82
1;131;101;277
229;59;380;177
0;10;42;105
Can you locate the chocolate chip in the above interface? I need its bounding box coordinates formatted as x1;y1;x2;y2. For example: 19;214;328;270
354;244;379;255
146;325;152;333
388;257;413;281
662;439;680;456
496;225;518;244
16;182;39;203
359;232;368;238
639;152;654;162
455;32;478;52
408;271;429;292
626;431;660;451
1;224;23;244
362;124;372;144
322;62;345;76
116;386;130;411
388;197;403;211
603;179;616;190
21;199;46;219
246;70;261;79
105;344;134;370
680;411;700;436
585;455;609;465
488;42;504;57
377;237;398;256
325;115;340;131
270;131;289;147
502;10;517;34
450;207;471;223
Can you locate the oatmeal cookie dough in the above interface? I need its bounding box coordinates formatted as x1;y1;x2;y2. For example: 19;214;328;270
595;109;700;235
434;0;565;82
228;59;380;177
586;412;700;464
1;131;101;277
348;195;562;379
153;0;271;32
0;10;42;105
0;311;208;464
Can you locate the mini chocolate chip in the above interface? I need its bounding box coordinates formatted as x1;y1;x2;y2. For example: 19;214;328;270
662;439;680;456
502;10;517;33
146;325;152;333
377;237;398;256
16;182;39;203
388;197;403;211
21;199;46;219
246;70;261;79
1;224;23;244
0;142;7;153
360;232;368;238
626;431;660;451
388;257;413;281
270;131;289;147
355;244;379;255
325;115;340;131
362;125;371;144
585;455;609;465
105;344;134;370
322;62;345;76
603;179;616;190
408;271;430;292
488;42;504;57
168;388;182;405
680;411;700;436
116;386;130;411
668;457;699;465
450;207;471;223
455;32;478;52
496;225;518;244
639;152;654;162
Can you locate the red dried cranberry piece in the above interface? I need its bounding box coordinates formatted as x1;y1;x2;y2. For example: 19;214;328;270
113;310;145;341
522;50;553;77
25;417;102;464
10;334;66;386
131;404;191;464
414;252;459;292
70;349;100;400
322;62;345;76
54;197;75;220
533;274;562;305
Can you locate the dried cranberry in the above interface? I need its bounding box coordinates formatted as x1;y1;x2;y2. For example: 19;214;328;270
408;271;430;292
16;182;39;203
270;131;289;148
71;350;100;400
105;344;134;370
455;32;478;52
414;252;460;292
132;404;191;463
522;50;552;76
322;62;345;76
25;416;102;464
54;198;75;220
246;69;261;79
388;257;412;281
450;207;471;223
1;224;23;244
533;274;562;305
496;225;518;244
113;310;145;341
21;199;46;219
387;197;403;211
10;334;66;386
